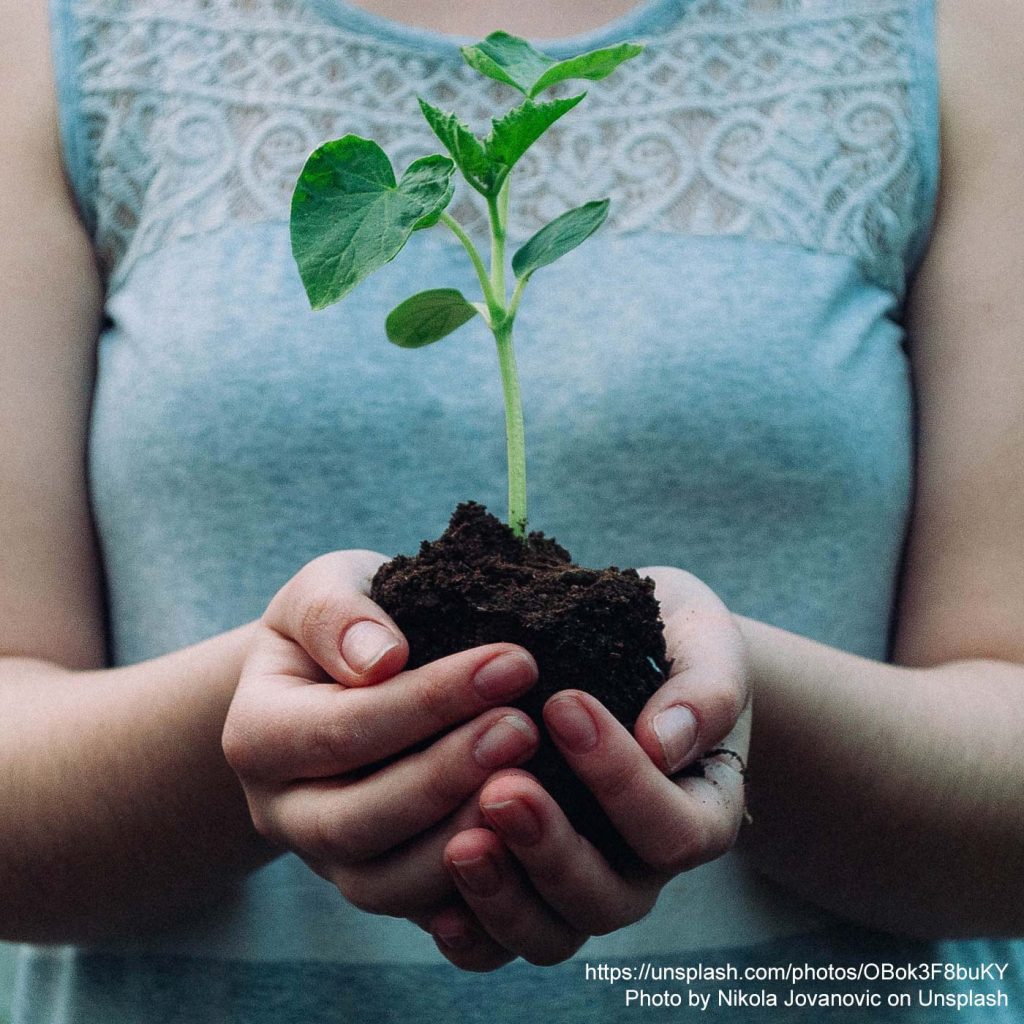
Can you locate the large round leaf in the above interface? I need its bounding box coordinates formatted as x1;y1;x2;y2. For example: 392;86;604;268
290;137;454;310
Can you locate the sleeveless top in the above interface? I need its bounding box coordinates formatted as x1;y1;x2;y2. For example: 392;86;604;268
10;0;1022;1020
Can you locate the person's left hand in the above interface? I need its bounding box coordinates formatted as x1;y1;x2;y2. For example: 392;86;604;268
424;565;751;971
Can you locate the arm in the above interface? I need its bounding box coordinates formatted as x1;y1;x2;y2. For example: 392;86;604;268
736;0;1024;938
0;1;269;942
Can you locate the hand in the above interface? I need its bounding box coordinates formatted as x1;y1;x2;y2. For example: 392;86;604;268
428;566;751;971
222;550;541;920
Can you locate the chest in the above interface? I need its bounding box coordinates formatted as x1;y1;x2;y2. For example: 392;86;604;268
335;0;646;39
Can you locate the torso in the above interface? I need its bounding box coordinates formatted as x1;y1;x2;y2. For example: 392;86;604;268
18;3;1021;1024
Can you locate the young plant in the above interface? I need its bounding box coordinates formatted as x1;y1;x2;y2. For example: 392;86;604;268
289;32;643;537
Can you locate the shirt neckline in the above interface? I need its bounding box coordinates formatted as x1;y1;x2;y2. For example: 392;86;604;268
305;0;687;58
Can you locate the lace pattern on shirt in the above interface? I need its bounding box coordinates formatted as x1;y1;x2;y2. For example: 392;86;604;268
67;0;929;296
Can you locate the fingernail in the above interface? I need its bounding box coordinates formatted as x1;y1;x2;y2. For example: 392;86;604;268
481;798;543;846
450;853;502;897
473;714;535;769
653;705;699;773
545;696;598;753
339;620;400;675
472;651;537;701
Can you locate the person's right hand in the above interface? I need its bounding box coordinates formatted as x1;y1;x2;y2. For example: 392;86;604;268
222;550;540;923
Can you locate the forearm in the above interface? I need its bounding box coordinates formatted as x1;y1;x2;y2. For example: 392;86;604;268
0;623;274;943
737;616;1024;939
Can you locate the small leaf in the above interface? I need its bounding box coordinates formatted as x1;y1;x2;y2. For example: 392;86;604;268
418;99;502;196
460;32;555;96
460;32;643;98
385;289;479;348
529;43;644;97
512;199;610;279
485;95;585;174
290;137;454;310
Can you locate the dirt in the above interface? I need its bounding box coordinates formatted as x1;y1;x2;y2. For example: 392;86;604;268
370;501;673;868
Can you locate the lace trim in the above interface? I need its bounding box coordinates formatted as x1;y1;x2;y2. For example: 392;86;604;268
66;0;929;295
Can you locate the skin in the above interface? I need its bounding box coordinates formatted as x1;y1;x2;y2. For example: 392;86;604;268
340;0;647;39
1;0;1022;972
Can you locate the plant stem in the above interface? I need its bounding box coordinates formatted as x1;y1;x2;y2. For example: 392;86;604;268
440;212;497;313
487;186;508;304
443;182;527;535
484;178;527;535
493;316;528;536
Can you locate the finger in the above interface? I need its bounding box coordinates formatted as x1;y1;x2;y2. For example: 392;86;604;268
476;771;662;935
254;708;539;863
262;550;408;685
443;828;588;966
425;905;517;973
544;692;746;871
229;639;537;781
634;566;748;773
323;799;486;918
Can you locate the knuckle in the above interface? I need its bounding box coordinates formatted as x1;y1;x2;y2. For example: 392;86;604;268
309;716;361;773
265;560;326;627
413;667;459;734
595;759;646;805
304;802;365;864
298;591;339;657
221;715;264;779
418;748;467;811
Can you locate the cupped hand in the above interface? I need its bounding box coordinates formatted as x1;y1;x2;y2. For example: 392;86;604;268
429;565;751;971
222;549;540;919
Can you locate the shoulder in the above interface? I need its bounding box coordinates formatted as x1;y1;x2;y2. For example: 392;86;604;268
909;0;1023;333
0;0;65;190
936;0;1024;164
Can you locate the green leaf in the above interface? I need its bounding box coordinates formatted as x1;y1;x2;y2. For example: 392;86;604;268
511;199;610;279
460;32;555;96
485;95;585;174
460;32;643;98
530;43;645;97
418;99;502;196
290;136;455;310
385;289;479;348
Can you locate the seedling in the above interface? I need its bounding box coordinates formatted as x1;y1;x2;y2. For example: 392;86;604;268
289;32;643;537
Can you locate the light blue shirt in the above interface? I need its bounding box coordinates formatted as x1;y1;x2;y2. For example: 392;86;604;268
13;0;1021;1020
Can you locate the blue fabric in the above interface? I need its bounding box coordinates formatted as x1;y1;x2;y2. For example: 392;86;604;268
22;0;1022;1021
15;931;1023;1024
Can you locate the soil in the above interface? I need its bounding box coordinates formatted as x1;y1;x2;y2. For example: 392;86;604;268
370;501;672;868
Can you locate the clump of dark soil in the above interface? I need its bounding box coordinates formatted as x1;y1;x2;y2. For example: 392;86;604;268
370;501;671;868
